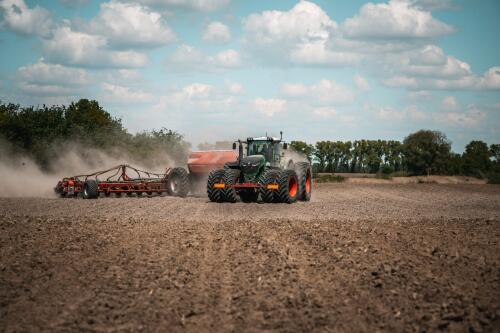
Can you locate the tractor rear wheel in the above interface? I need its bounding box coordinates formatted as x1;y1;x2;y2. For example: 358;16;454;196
207;169;226;202
277;169;299;204
259;169;281;203
223;169;240;203
167;167;190;197
83;179;99;199
295;162;312;201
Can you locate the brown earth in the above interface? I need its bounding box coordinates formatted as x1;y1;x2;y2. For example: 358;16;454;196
1;183;499;333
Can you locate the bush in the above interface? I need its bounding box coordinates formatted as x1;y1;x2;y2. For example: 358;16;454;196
314;174;346;183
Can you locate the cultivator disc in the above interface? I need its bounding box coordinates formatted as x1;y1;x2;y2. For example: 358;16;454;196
54;164;189;198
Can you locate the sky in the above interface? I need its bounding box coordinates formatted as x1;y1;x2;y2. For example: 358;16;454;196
0;0;499;151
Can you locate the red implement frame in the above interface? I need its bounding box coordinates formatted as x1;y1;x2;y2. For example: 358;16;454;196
54;164;172;197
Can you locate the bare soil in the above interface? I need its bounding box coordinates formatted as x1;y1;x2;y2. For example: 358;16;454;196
1;183;499;333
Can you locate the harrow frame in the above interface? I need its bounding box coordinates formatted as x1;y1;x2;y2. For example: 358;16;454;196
54;164;174;198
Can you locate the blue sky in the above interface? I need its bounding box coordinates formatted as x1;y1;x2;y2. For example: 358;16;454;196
0;0;499;151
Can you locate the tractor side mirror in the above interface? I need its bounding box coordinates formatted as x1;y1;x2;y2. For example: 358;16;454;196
283;143;288;150
232;142;237;150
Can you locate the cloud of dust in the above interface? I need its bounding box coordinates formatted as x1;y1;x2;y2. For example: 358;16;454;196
0;139;182;198
283;149;309;165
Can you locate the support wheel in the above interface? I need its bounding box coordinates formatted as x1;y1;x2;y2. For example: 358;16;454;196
295;162;312;201
167;167;190;197
207;169;226;202
83;180;99;199
277;170;299;204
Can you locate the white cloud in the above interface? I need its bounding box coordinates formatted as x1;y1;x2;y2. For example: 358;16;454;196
441;96;458;110
59;0;90;7
131;0;230;11
43;25;148;68
407;105;427;120
243;1;359;67
166;44;241;71
16;60;89;86
479;66;500;90
101;82;154;103
354;74;370;91
377;106;406;120
281;79;353;106
313;106;337;117
341;0;453;39
225;81;243;94
281;83;308;97
254;98;286;117
436;105;486;128
89;1;176;48
0;0;52;37
202;21;230;43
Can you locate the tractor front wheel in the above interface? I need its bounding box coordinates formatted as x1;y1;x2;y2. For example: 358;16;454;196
223;169;240;203
207;169;226;202
259;169;281;203
277;170;299;204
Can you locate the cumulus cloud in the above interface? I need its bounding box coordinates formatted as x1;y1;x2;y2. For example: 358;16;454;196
436;105;486;128
16;60;89;86
377;106;406;120
89;1;176;48
129;0;230;11
243;1;359;67
202;21;231;43
281;79;354;105
414;0;455;11
0;0;52;37
14;60;89;97
100;82;154;103
166;44;241;71
254;98;287;117
43;25;148;68
341;0;453;39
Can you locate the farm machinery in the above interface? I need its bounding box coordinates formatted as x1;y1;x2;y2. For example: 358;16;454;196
207;132;312;203
54;164;190;199
54;151;237;199
54;132;312;203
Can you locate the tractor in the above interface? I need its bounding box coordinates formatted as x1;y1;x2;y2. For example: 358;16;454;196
206;132;312;203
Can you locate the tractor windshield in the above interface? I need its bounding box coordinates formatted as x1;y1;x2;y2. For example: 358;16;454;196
247;141;279;163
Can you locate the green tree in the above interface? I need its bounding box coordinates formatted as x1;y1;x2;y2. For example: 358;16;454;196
290;140;314;162
462;140;491;177
402;130;452;175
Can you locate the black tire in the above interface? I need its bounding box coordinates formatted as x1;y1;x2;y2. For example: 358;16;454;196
223;169;240;203
83;179;99;199
167;167;190;197
258;169;281;203
277;169;299;204
295;162;312;201
239;190;259;203
207;169;226;202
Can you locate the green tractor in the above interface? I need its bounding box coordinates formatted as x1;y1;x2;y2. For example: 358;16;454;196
207;132;312;203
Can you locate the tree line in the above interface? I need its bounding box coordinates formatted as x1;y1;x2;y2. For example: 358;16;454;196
290;131;499;181
0;99;189;170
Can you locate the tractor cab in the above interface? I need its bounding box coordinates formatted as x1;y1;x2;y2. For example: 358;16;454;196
246;137;283;167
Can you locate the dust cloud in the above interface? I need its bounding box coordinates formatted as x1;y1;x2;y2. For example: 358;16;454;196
0;141;180;198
